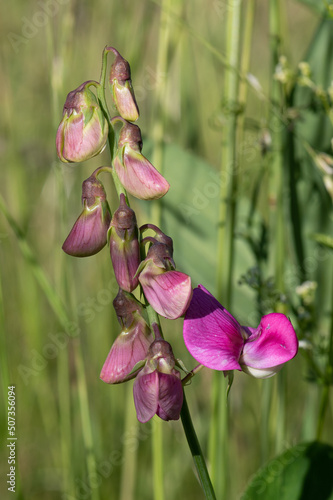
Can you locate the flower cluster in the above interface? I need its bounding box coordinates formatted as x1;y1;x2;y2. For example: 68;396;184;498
57;47;191;422
57;46;298;425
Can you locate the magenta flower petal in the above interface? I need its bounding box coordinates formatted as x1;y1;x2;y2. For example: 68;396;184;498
139;267;192;319
241;313;298;370
156;372;183;421
114;149;170;200
183;285;244;370
100;320;153;384
133;370;159;423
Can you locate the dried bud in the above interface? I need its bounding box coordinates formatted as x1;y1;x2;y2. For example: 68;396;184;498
108;194;140;292
109;49;139;122
56;81;108;163
62;176;111;257
113;121;169;200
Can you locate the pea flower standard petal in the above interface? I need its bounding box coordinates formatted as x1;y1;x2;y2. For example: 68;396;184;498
133;336;183;423
183;285;298;379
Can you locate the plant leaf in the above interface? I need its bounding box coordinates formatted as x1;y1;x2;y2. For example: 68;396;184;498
241;441;333;500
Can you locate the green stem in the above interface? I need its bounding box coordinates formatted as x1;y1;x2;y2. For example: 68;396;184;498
268;0;285;308
316;260;333;440
212;2;242;497
119;384;138;500
181;391;217;500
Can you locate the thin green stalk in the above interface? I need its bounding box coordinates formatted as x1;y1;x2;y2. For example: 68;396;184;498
181;392;217;500
261;380;271;463
316;261;333;440
74;339;100;500
0;266;10;404
119;385;138;500
212;2;242;498
268;0;287;458
268;0;285;304
275;370;286;453
47;13;76;490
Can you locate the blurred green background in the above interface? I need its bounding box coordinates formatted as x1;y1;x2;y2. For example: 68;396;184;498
1;1;332;499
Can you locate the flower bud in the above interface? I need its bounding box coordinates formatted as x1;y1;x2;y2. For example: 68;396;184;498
56;81;108;163
100;290;153;384
108;194;140;292
133;339;183;423
137;242;192;319
62;176;111;257
109;49;139;122
113;120;169;200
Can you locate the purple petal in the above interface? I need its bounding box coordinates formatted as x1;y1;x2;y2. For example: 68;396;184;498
62;203;111;257
241;313;298;370
113;149;169;200
100;320;153;384
133;370;159;423
139;267;192;319
183;285;244;370
156;371;183;421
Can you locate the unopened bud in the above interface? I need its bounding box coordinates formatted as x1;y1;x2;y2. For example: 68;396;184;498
56;81;108;163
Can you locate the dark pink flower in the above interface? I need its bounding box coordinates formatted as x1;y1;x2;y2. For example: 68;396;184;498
133;340;183;423
100;315;153;384
62;176;111;257
100;289;153;384
183;285;298;378
56;81;108;163
108;194;140;292
113;120;169;200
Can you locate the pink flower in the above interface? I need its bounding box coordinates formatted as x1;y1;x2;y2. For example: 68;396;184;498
138;242;192;319
108;194;140;292
113;119;169;200
183;285;298;379
109;48;139;122
100;315;153;384
62;175;111;257
100;289;153;384
133;339;183;423
56;81;108;163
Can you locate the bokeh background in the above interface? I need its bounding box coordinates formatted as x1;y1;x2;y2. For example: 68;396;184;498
1;1;333;499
